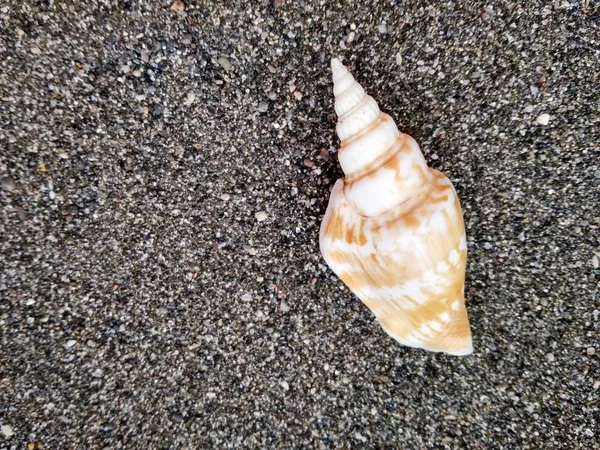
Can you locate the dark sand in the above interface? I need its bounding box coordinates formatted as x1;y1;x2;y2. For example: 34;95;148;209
1;1;599;448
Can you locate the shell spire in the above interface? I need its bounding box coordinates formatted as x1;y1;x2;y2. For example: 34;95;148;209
331;58;429;218
320;58;473;356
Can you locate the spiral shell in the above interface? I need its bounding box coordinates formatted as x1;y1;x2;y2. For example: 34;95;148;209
320;58;473;355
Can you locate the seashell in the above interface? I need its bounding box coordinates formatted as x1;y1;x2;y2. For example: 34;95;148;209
319;58;473;356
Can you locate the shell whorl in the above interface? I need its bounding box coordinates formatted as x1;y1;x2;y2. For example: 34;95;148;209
332;58;429;217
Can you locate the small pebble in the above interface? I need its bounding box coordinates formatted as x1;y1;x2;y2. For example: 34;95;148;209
64;340;77;349
293;91;302;100
241;293;252;302
280;380;290;391
279;300;290;312
150;104;164;118
1;425;14;438
30;47;41;55
377;23;387;34
395;52;403;66
255;211;268;222
220;193;230;201
536;113;551;125
267;91;277;100
206;392;217;399
355;432;367;443
592;255;599;269
530;85;540;97
546;353;555;362
1;176;16;192
184;91;196;106
258;102;268;113
587;347;596;356
170;0;185;13
217;57;232;72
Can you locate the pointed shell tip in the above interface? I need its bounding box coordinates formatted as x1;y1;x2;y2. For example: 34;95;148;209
331;57;345;73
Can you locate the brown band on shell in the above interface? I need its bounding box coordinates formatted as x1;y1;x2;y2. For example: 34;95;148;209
339;114;391;153
344;132;409;185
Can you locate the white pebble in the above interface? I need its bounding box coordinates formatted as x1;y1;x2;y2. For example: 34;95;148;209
206;392;217;399
355;432;368;443
255;211;268;222
280;380;289;391
241;293;252;302
217;56;232;72
185;91;196;106
64;340;77;349
536;113;551;125
587;347;596;356
395;52;403;66
1;425;14;438
220;193;230;201
244;246;258;256
279;300;290;313
530;85;539;97
592;255;599;269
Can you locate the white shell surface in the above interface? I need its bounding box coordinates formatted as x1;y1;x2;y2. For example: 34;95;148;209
321;59;473;356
